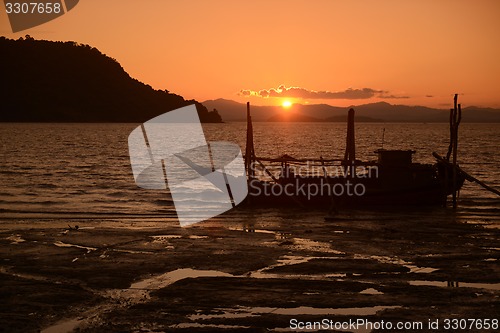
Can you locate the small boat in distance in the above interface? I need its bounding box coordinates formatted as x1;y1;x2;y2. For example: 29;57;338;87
243;102;466;207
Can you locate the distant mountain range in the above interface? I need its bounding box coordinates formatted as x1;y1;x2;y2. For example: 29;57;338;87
203;98;500;123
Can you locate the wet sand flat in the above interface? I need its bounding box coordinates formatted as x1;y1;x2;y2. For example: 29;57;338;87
0;207;499;332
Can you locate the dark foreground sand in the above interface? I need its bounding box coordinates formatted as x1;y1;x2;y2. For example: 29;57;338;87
0;207;499;332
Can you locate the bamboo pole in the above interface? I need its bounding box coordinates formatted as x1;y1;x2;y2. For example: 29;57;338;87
343;108;356;177
446;107;454;161
255;158;279;183
245;102;255;179
451;94;461;208
433;152;500;196
462;173;500;196
320;156;328;178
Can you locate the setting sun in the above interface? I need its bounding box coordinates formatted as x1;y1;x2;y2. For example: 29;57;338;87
282;100;292;108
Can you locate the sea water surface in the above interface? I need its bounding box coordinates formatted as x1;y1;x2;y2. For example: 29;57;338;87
0;122;498;222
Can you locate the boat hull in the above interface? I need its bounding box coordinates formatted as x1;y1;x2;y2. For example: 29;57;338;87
245;162;465;207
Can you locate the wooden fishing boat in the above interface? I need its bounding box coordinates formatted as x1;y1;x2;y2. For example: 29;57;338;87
243;101;467;207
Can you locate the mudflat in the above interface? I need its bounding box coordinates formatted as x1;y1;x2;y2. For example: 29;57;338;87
0;207;498;332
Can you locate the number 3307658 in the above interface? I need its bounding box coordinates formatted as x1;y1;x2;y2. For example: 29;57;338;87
5;2;62;14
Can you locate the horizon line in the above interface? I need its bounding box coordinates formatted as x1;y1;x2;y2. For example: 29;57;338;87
201;98;500;110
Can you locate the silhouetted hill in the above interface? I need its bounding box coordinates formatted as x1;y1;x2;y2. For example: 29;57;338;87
202;99;273;121
203;99;500;122
0;36;221;123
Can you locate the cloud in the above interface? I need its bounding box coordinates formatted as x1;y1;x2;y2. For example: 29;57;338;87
238;85;408;100
378;94;410;99
239;90;252;96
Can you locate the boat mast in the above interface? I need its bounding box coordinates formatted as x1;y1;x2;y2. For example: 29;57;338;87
343;108;356;177
448;94;461;208
245;102;255;179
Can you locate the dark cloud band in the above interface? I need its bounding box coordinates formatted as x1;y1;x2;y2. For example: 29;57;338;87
239;85;408;100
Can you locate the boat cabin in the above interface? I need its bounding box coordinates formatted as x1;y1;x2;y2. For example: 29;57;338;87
375;149;415;167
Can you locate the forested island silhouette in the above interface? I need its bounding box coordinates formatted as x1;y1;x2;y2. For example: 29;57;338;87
0;36;222;123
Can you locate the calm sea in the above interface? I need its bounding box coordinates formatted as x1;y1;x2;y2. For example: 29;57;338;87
0;122;498;222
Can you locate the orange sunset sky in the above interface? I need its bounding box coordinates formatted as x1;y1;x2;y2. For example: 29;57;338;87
1;0;500;108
